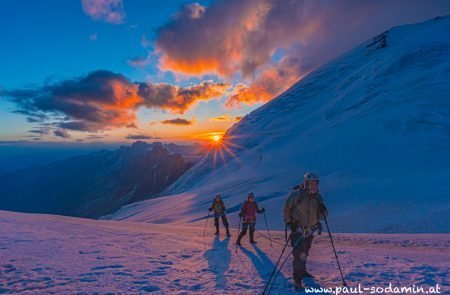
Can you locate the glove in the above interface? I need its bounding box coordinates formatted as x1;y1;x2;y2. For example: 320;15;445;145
286;222;297;232
319;203;327;215
208;207;212;212
261;207;265;213
238;213;243;218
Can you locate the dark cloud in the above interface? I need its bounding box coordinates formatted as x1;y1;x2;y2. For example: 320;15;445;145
28;128;50;135
137;81;229;114
53;129;71;138
3;70;228;134
210;114;230;122
6;70;139;132
161;118;194;126
125;134;159;140
26;116;47;123
58;121;95;131
156;0;450;105
86;134;107;140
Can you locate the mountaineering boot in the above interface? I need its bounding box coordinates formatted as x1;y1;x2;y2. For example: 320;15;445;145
226;227;231;237
304;271;314;278
236;232;245;245
249;231;257;244
214;224;219;235
294;280;304;291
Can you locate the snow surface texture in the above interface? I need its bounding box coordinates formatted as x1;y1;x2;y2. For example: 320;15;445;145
1;211;448;294
109;16;450;233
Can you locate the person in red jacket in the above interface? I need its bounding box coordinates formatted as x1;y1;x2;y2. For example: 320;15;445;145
236;192;265;245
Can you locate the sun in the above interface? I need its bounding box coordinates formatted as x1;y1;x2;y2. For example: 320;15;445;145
212;135;221;142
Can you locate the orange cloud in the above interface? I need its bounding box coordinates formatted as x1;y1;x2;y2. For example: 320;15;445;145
156;1;272;78
125;133;160;140
161;118;195;126
210;114;230;122
5;70;228;135
227;56;304;107
139;81;230;114
155;0;449;108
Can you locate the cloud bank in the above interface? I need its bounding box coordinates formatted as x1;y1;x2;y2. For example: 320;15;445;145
125;134;159;140
4;70;229;133
161;118;194;126
155;0;450;106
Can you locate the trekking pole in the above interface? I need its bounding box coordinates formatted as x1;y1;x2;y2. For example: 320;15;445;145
202;212;211;237
324;216;347;286
235;216;241;253
262;233;292;295
266;233;306;295
263;211;273;247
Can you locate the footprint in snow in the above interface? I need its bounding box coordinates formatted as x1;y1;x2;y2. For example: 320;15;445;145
362;263;381;267
91;265;124;270
188;284;202;291
146;270;166;277
133;281;148;285
80;277;97;282
79;271;105;276
79;250;101;255
140;285;160;292
114;271;133;276
180;254;192;259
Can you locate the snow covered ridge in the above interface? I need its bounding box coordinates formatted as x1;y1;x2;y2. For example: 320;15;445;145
1;210;448;294
110;16;450;233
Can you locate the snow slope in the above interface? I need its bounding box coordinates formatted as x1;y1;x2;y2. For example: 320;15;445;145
109;16;450;233
1;210;448;294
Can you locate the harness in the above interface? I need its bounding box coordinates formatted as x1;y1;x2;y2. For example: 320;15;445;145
289;188;322;237
212;200;225;214
294;222;323;237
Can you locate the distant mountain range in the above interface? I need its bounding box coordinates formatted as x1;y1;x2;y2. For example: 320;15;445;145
0;141;200;218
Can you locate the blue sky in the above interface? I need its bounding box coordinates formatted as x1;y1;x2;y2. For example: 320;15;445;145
0;0;252;143
1;0;199;86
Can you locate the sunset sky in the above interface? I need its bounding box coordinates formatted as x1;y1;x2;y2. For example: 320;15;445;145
1;0;450;144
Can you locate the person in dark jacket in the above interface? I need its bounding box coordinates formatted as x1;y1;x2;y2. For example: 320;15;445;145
283;172;328;290
209;194;231;237
236;192;265;245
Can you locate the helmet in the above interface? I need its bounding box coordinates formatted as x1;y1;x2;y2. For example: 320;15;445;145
304;172;319;182
215;194;221;198
248;192;255;197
